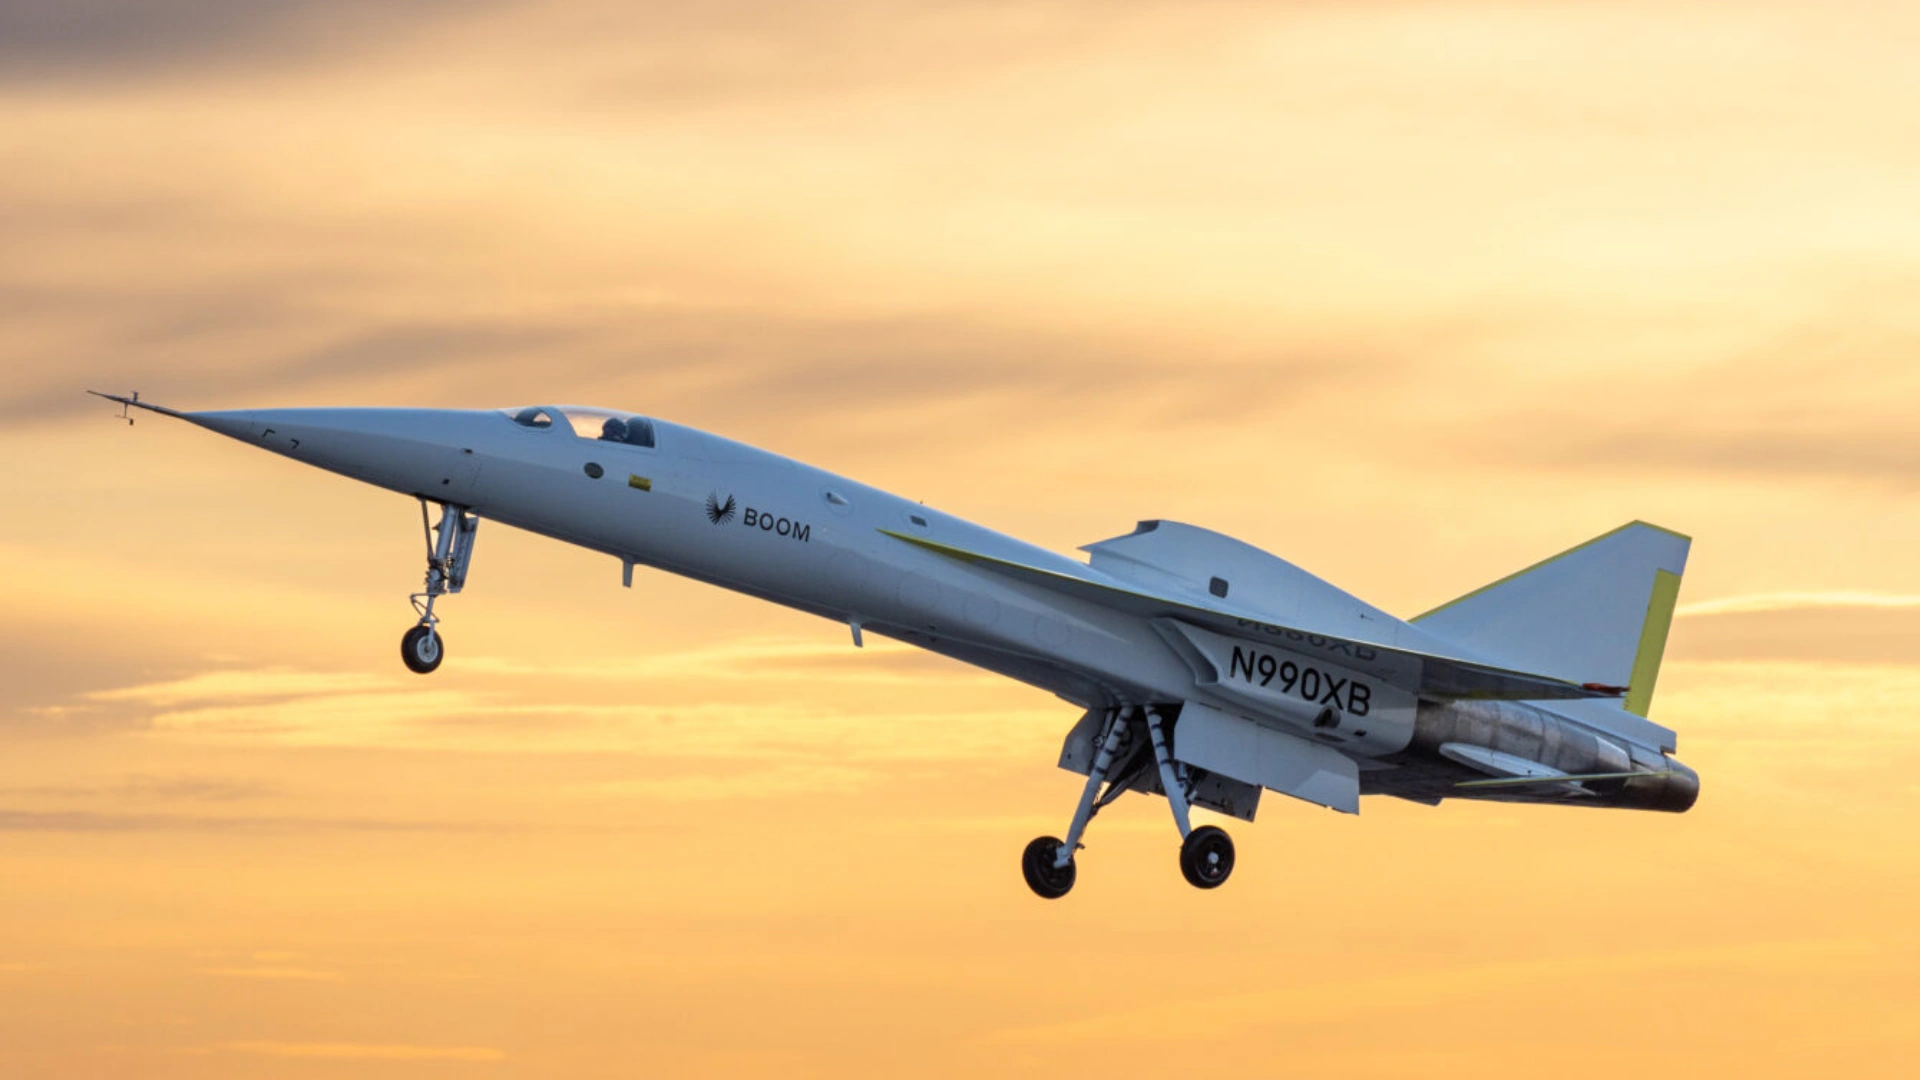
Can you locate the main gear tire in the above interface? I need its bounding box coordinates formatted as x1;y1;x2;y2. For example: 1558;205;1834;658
1179;825;1235;889
1022;836;1076;899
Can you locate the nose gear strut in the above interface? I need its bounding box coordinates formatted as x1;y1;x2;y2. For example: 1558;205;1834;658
403;499;479;674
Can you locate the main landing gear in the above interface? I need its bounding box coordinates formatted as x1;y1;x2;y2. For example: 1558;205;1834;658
403;499;479;675
1022;704;1236;899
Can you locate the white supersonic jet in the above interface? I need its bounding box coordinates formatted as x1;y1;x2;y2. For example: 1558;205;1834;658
93;392;1699;898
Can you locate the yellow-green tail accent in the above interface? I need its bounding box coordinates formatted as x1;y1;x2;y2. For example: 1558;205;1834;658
1623;569;1683;717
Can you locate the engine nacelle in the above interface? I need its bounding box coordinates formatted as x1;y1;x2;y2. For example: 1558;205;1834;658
1411;698;1699;812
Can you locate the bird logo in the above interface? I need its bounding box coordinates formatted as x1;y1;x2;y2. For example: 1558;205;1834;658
705;492;737;525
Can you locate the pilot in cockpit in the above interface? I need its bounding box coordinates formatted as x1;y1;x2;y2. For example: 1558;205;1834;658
600;417;628;442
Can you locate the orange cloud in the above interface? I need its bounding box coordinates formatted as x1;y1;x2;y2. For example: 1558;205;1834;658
227;1042;504;1062
197;966;342;982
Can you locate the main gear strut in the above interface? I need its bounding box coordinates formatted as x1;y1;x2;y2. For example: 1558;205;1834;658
1022;703;1235;898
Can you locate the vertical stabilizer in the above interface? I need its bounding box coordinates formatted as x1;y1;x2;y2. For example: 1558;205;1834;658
1412;523;1690;718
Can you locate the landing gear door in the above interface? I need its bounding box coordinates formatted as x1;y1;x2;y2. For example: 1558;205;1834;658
1172;701;1360;814
1060;706;1262;823
439;445;483;501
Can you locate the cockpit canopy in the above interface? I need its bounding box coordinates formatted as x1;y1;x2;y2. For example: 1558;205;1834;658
502;406;656;448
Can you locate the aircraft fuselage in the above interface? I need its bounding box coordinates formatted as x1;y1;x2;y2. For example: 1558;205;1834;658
200;405;1207;713
114;397;1698;883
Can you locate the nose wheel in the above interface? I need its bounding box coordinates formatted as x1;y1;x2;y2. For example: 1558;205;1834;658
404;500;479;676
401;624;445;674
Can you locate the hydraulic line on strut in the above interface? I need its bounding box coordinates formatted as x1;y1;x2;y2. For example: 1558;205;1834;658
1145;706;1194;840
1055;707;1135;869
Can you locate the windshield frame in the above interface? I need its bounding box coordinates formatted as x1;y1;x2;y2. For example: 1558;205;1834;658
504;405;563;430
499;405;657;449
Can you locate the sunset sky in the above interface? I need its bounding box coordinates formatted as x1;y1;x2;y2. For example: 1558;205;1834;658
3;1;1919;1076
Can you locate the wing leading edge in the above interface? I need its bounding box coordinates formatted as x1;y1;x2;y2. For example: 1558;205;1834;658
879;529;1620;704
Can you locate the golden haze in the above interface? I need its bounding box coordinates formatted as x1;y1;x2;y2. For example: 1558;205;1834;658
2;2;1918;1076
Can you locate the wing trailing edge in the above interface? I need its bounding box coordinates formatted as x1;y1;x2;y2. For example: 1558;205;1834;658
879;529;1618;705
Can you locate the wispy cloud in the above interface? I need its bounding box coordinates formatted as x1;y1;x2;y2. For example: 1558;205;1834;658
563;763;874;802
198;966;342;982
1677;591;1920;618
0;809;490;833
458;637;990;685
226;1041;504;1062
77;647;1061;759
0;773;275;803
86;669;395;707
0;0;496;84
989;937;1879;1046
1465;349;1920;493
86;641;976;711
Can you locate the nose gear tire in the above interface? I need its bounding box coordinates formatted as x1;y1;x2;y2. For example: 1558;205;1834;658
401;625;444;674
1022;835;1076;899
1179;825;1234;889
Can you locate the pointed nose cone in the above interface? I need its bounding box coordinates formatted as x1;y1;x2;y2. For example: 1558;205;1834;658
185;409;261;441
173;406;496;503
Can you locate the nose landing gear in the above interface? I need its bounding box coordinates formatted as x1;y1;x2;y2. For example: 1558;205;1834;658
404;499;479;675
